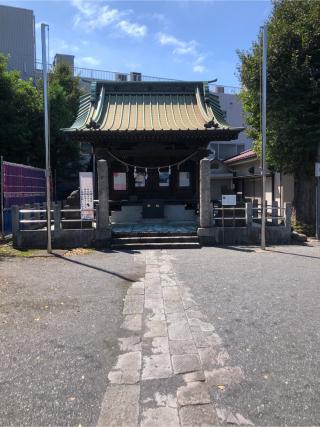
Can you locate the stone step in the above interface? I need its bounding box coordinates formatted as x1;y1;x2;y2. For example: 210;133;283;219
112;235;199;244
112;231;197;238
111;241;201;250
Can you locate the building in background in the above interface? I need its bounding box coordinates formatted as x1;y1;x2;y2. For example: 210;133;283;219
208;86;251;160
53;53;74;69
0;4;35;79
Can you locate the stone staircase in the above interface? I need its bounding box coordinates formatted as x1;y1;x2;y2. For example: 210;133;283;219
111;232;200;250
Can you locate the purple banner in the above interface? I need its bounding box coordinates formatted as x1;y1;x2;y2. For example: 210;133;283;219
3;161;46;208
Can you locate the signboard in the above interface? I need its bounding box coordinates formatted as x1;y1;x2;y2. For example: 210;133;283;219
134;171;146;188
179;172;190;187
79;172;94;220
315;162;320;177
222;194;237;206
113;172;127;191
159;171;170;187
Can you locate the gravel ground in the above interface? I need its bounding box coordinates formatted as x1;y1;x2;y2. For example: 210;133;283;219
0;250;144;426
172;243;320;426
0;243;319;426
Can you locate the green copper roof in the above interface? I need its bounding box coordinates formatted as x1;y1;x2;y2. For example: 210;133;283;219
63;81;243;134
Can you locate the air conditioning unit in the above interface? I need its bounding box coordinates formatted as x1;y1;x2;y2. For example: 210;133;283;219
130;72;142;82
115;73;128;82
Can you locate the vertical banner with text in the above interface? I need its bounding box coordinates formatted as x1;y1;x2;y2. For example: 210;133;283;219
79;172;94;220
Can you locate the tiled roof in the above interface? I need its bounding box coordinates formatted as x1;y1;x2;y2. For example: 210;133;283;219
224;149;257;165
63;81;243;134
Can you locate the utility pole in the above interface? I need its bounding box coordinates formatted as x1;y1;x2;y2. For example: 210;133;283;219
41;23;52;253
316;143;320;240
261;25;267;250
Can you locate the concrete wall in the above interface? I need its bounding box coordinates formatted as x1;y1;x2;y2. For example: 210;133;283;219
110;204;197;223
208;92;252;160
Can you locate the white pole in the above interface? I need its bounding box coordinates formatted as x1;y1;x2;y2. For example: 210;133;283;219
41;24;52;253
261;25;267;250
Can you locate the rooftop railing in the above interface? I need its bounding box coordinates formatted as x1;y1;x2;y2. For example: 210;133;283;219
34;61;241;93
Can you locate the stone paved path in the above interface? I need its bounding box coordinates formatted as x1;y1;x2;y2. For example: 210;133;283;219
98;250;254;427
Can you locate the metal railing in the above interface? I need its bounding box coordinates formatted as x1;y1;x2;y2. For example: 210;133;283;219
35;61;178;82
18;207;97;230
34;61;241;92
252;204;285;225
212;205;247;227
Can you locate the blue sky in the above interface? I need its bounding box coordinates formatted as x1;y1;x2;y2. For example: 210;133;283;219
2;0;272;86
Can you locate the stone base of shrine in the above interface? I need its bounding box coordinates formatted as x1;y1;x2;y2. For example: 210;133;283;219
197;224;291;246
13;228;112;250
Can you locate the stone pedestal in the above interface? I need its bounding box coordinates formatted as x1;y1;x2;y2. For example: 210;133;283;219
199;158;212;228
97;159;110;230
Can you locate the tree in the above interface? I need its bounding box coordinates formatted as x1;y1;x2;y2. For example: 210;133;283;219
0;55;82;188
47;62;82;182
0;53;43;165
238;0;320;224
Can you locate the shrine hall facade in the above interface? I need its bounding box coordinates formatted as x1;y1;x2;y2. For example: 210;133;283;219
64;80;243;222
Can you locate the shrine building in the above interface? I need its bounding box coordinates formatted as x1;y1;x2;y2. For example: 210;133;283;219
63;80;243;223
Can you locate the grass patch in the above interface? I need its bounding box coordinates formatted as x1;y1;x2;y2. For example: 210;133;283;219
292;221;315;237
0;241;38;257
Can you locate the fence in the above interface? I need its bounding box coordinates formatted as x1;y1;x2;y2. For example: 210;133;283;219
0;159;46;236
211;203;286;228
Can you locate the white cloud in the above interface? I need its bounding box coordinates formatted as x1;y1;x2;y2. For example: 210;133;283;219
80;56;100;66
117;20;147;38
193;64;206;73
157;32;198;56
71;0;147;38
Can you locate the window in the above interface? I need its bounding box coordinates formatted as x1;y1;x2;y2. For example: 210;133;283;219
179;171;191;187
113;172;127;191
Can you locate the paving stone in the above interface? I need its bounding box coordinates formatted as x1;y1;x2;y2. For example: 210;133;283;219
152;337;169;354
141;406;180;427
191;331;213;348
118;336;142;352
145;297;164;314
205;367;244;387
168;320;193;341
127;287;145;296
183;371;206;383
198;347;229;369
179;404;219;426
177;382;211;406
147;313;166;321
166;312;187;322
164;299;185;314
121;314;142;332
172;354;201;374
123;295;144;314
108;351;141;384
187;318;215;332
162;286;181;300
185;309;207;321
131;281;145;290
97;384;140;427
142;354;172;380
144;319;167;338
169;340;197;355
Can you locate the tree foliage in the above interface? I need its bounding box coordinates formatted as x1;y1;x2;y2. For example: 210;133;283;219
238;0;320;176
0;53;43;165
0;55;81;180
